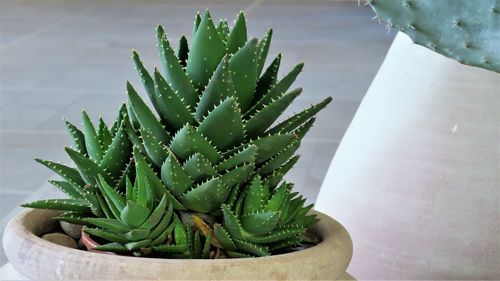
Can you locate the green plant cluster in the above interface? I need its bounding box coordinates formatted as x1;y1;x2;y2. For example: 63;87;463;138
22;10;331;258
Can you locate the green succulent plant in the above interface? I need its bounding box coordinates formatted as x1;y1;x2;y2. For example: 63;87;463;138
215;176;318;257
22;10;331;258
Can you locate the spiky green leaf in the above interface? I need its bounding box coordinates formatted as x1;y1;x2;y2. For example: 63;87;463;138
186;10;226;91
64;119;86;156
226;12;247;54
197;97;244;151
127;81;171;145
229;38;258;111
182;153;216;182
267;97;332;135
157;26;198;109
195;56;235;120
170;124;220;163
153;69;196;131
81;111;103;162
244;88;302;138
161;150;192;197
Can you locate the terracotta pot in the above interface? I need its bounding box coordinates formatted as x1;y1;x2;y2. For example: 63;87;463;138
3;209;353;280
80;226;116;255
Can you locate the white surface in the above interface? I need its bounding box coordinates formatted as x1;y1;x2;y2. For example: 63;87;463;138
0;263;29;281
316;33;500;279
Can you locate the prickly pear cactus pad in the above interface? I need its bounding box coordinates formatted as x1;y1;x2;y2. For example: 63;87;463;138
369;0;500;73
21;10;331;258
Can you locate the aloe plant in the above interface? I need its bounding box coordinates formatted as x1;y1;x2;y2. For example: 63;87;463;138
216;176;318;257
22;10;331;258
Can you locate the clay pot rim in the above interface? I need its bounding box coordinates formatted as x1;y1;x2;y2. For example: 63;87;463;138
4;208;352;264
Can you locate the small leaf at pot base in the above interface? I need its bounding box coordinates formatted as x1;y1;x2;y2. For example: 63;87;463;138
192;215;223;248
140;194;168;230
153;243;188;254
233;239;270;257
246;227;305;244
193;231;202;258
226;250;253;258
202;233;212;258
268;237;302;252
93;243;129;252
213;223;237;251
148;210;174;240
173;215;188;245
150;220;175;246
221;204;245;240
241;211;280;236
83;218;130;234
124;229;150;242
84;228;129;244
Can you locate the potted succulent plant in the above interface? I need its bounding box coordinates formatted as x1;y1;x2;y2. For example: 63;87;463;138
2;11;353;280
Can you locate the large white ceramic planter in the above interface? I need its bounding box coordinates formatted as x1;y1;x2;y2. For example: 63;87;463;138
316;33;500;279
3;209;353;280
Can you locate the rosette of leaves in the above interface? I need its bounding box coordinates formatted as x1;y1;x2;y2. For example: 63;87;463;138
212;176;318;257
127;10;332;214
22;107;136;219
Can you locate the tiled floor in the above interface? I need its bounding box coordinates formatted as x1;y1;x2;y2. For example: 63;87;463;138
0;0;394;264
